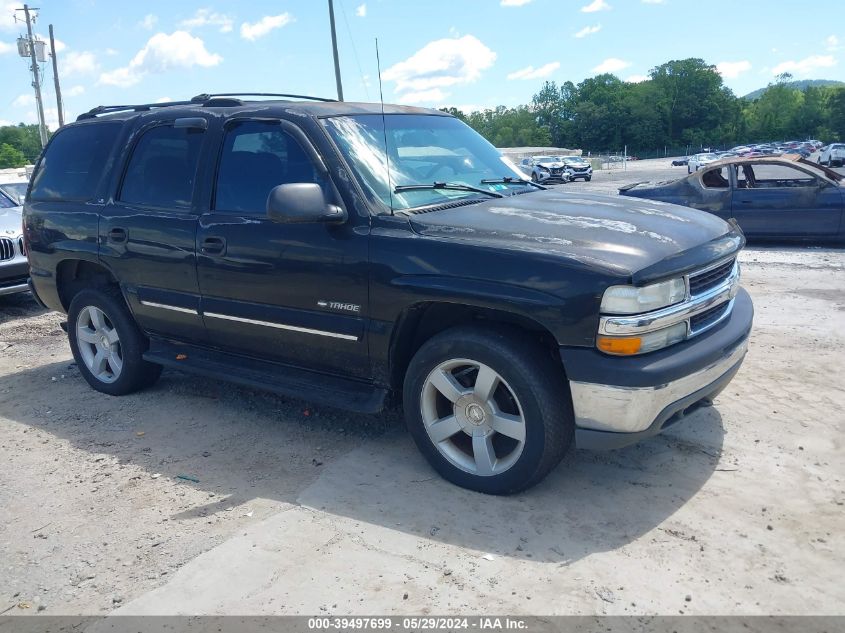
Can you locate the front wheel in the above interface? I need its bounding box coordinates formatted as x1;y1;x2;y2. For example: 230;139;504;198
403;326;573;494
585;175;592;181
68;288;162;396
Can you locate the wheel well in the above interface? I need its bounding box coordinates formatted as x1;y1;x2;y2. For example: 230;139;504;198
56;260;119;311
389;302;562;389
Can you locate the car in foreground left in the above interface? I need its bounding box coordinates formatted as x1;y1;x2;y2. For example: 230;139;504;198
0;188;28;297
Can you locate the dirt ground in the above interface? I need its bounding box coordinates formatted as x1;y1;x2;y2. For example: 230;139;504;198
1;163;844;616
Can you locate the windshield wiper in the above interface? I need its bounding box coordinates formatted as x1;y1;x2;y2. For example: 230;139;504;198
480;177;545;190
393;182;504;198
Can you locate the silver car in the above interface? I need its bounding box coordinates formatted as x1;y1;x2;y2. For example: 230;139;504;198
0;187;28;297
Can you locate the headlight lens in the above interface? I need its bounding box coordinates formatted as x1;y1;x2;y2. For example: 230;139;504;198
600;278;686;315
597;322;688;356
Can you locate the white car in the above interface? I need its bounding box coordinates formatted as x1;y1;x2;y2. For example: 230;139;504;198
818;143;845;168
0;187;28;297
687;152;720;173
520;156;571;183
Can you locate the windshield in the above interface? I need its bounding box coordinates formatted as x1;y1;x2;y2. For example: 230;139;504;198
0;183;27;205
536;156;558;164
563;156;587;163
322;114;531;211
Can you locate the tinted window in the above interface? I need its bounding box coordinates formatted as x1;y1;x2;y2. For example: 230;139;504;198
746;164;816;188
30;123;121;201
120;124;205;208
214;120;323;214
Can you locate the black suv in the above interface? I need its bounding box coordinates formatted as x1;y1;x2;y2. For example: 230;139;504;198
23;94;753;494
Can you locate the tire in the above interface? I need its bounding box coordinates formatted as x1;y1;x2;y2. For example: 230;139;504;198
687;166;692;174
68;287;162;396
585;175;592;182
403;325;574;494
530;172;538;183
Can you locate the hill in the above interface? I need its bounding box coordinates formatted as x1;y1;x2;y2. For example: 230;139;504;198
744;79;844;100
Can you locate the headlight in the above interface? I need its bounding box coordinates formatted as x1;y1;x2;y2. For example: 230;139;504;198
600;278;686;315
597;322;688;356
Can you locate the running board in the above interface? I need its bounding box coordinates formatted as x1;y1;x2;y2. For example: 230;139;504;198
143;340;387;414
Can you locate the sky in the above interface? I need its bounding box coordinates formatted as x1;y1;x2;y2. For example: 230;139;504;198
1;0;844;129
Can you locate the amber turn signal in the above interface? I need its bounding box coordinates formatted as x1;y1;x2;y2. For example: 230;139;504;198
596;335;642;355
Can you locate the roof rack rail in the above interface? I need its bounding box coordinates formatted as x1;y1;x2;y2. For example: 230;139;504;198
76;100;197;121
191;92;338;103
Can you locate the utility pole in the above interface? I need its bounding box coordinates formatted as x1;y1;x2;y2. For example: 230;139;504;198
20;4;48;146
49;24;63;127
327;0;344;101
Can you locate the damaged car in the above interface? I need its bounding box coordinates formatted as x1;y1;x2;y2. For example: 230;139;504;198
620;154;845;243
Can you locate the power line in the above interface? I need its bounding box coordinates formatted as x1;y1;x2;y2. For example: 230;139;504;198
14;4;48;146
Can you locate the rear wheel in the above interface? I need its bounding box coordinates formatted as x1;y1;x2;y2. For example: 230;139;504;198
403;326;573;494
68;288;162;396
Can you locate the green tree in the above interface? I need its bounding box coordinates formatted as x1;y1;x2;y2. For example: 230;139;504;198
0;124;43;163
0;143;27;168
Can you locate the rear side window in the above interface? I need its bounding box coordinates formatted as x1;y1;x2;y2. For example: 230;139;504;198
30;123;121;201
120;124;205;209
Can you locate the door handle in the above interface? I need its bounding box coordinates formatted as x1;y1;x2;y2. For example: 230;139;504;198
108;227;127;243
201;236;226;255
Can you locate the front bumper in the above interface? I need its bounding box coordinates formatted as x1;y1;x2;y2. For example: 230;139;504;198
0;260;29;296
560;287;753;450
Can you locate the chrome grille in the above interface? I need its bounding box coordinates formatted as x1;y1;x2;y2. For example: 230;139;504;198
690;301;731;334
689;258;735;296
0;237;14;261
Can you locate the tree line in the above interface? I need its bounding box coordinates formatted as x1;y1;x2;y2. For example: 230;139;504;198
2;58;845;167
442;58;845;154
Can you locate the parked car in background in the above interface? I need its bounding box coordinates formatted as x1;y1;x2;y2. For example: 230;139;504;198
559;155;592;181
818;143;845;167
0;189;28;297
523;156;571;183
620;155;845;243
687;152;719;173
671;156;689;167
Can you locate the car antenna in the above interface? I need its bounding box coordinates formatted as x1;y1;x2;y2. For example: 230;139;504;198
376;38;394;215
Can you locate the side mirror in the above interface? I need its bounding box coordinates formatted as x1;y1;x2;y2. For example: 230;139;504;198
266;183;347;224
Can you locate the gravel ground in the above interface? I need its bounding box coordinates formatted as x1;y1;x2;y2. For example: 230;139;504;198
1;159;844;616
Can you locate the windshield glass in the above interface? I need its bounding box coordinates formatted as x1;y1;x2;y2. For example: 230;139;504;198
536;157;557;164
322;114;530;211
0;183;27;205
563;156;587;163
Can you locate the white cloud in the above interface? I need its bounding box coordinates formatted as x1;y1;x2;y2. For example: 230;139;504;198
771;55;837;77
625;74;649;83
155;97;173;103
716;60;752;79
0;1;20;31
65;85;85;97
501;0;532;5
182;9;233;33
62;51;100;76
139;14;158;30
355;3;367;17
641;0;666;4
105;48;119;56
574;24;601;38
0;40;12;54
382;35;496;102
825;35;841;52
592;57;630;73
99;30;222;87
507;61;560;80
397;88;448;104
240;13;294;41
581;0;610;12
12;93;34;107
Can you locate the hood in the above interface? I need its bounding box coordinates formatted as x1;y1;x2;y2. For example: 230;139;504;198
0;205;23;237
409;189;741;282
537;161;565;169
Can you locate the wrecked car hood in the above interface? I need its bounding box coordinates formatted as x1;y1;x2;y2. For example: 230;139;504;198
408;189;740;281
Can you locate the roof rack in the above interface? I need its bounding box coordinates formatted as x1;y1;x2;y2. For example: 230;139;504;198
190;92;338;103
76;92;338;121
76;100;197;121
